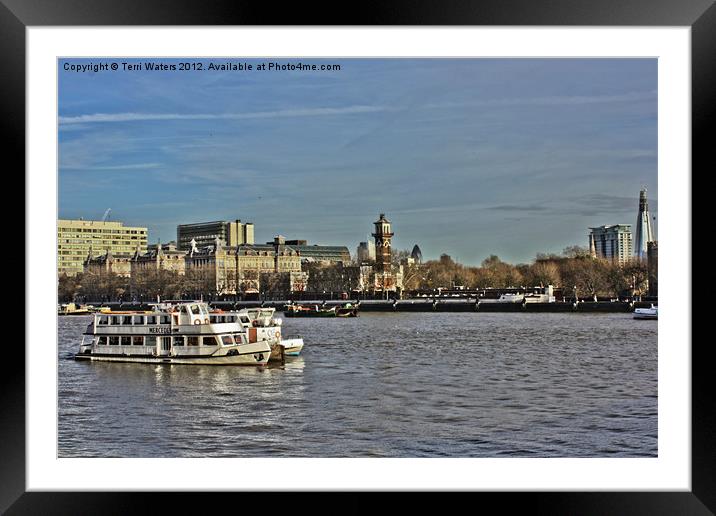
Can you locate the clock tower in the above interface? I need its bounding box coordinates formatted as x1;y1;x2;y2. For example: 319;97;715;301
372;213;393;272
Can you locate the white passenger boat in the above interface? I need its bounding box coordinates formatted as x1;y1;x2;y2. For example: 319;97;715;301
633;304;658;320
76;301;282;366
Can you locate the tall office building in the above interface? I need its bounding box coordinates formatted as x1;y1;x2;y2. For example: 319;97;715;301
634;188;655;260
411;244;423;264
356;240;376;262
58;219;148;276
588;224;633;264
177;219;254;250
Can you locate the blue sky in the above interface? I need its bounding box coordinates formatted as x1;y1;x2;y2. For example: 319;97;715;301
58;58;657;265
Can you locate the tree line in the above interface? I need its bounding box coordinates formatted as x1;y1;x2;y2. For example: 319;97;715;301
58;269;219;303
401;246;650;299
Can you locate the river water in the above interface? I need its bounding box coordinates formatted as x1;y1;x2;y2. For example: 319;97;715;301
58;312;657;458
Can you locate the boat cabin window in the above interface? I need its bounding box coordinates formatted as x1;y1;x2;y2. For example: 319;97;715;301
221;335;234;346
146;336;156;347
187;336;199;346
133;316;145;325
202;336;218;346
160;315;170;325
173;337;184;346
98;336;107;345
191;305;201;315
111;316;120;325
239;316;250;324
121;336;131;346
109;336;119;345
132;336;143;346
122;316;132;325
98;316;108;325
146;315;157;325
233;333;244;344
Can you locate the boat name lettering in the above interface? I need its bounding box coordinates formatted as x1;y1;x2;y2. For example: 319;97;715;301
149;327;172;334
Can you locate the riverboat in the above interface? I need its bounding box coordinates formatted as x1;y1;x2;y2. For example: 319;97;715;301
284;304;338;317
283;302;359;318
75;301;298;366
336;303;359;317
633;304;658;320
59;302;95;316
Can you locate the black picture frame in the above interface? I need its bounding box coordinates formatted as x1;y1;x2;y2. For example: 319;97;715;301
5;0;709;513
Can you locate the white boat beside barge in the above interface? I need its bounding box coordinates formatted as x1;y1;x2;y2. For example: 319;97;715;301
633;305;658;320
228;307;304;360
76;301;303;366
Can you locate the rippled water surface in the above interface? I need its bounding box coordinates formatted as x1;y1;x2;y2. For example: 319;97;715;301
58;312;657;457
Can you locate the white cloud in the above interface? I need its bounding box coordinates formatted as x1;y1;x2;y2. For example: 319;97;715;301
64;163;162;171
426;90;657;110
58;105;388;125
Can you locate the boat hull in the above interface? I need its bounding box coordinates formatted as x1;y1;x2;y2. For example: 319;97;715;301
284;311;336;318
282;338;304;356
75;352;270;366
269;338;305;361
75;342;272;366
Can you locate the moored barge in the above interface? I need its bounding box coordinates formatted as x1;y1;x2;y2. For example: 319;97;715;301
283;302;358;318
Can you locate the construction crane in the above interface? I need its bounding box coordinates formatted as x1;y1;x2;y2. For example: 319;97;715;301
101;208;111;222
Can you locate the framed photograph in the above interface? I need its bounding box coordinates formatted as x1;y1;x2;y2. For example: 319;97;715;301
8;0;709;513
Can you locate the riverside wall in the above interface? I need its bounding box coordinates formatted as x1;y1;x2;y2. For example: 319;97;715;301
90;299;655;313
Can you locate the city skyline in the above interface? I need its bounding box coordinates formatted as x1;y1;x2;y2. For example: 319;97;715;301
59;58;658;265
